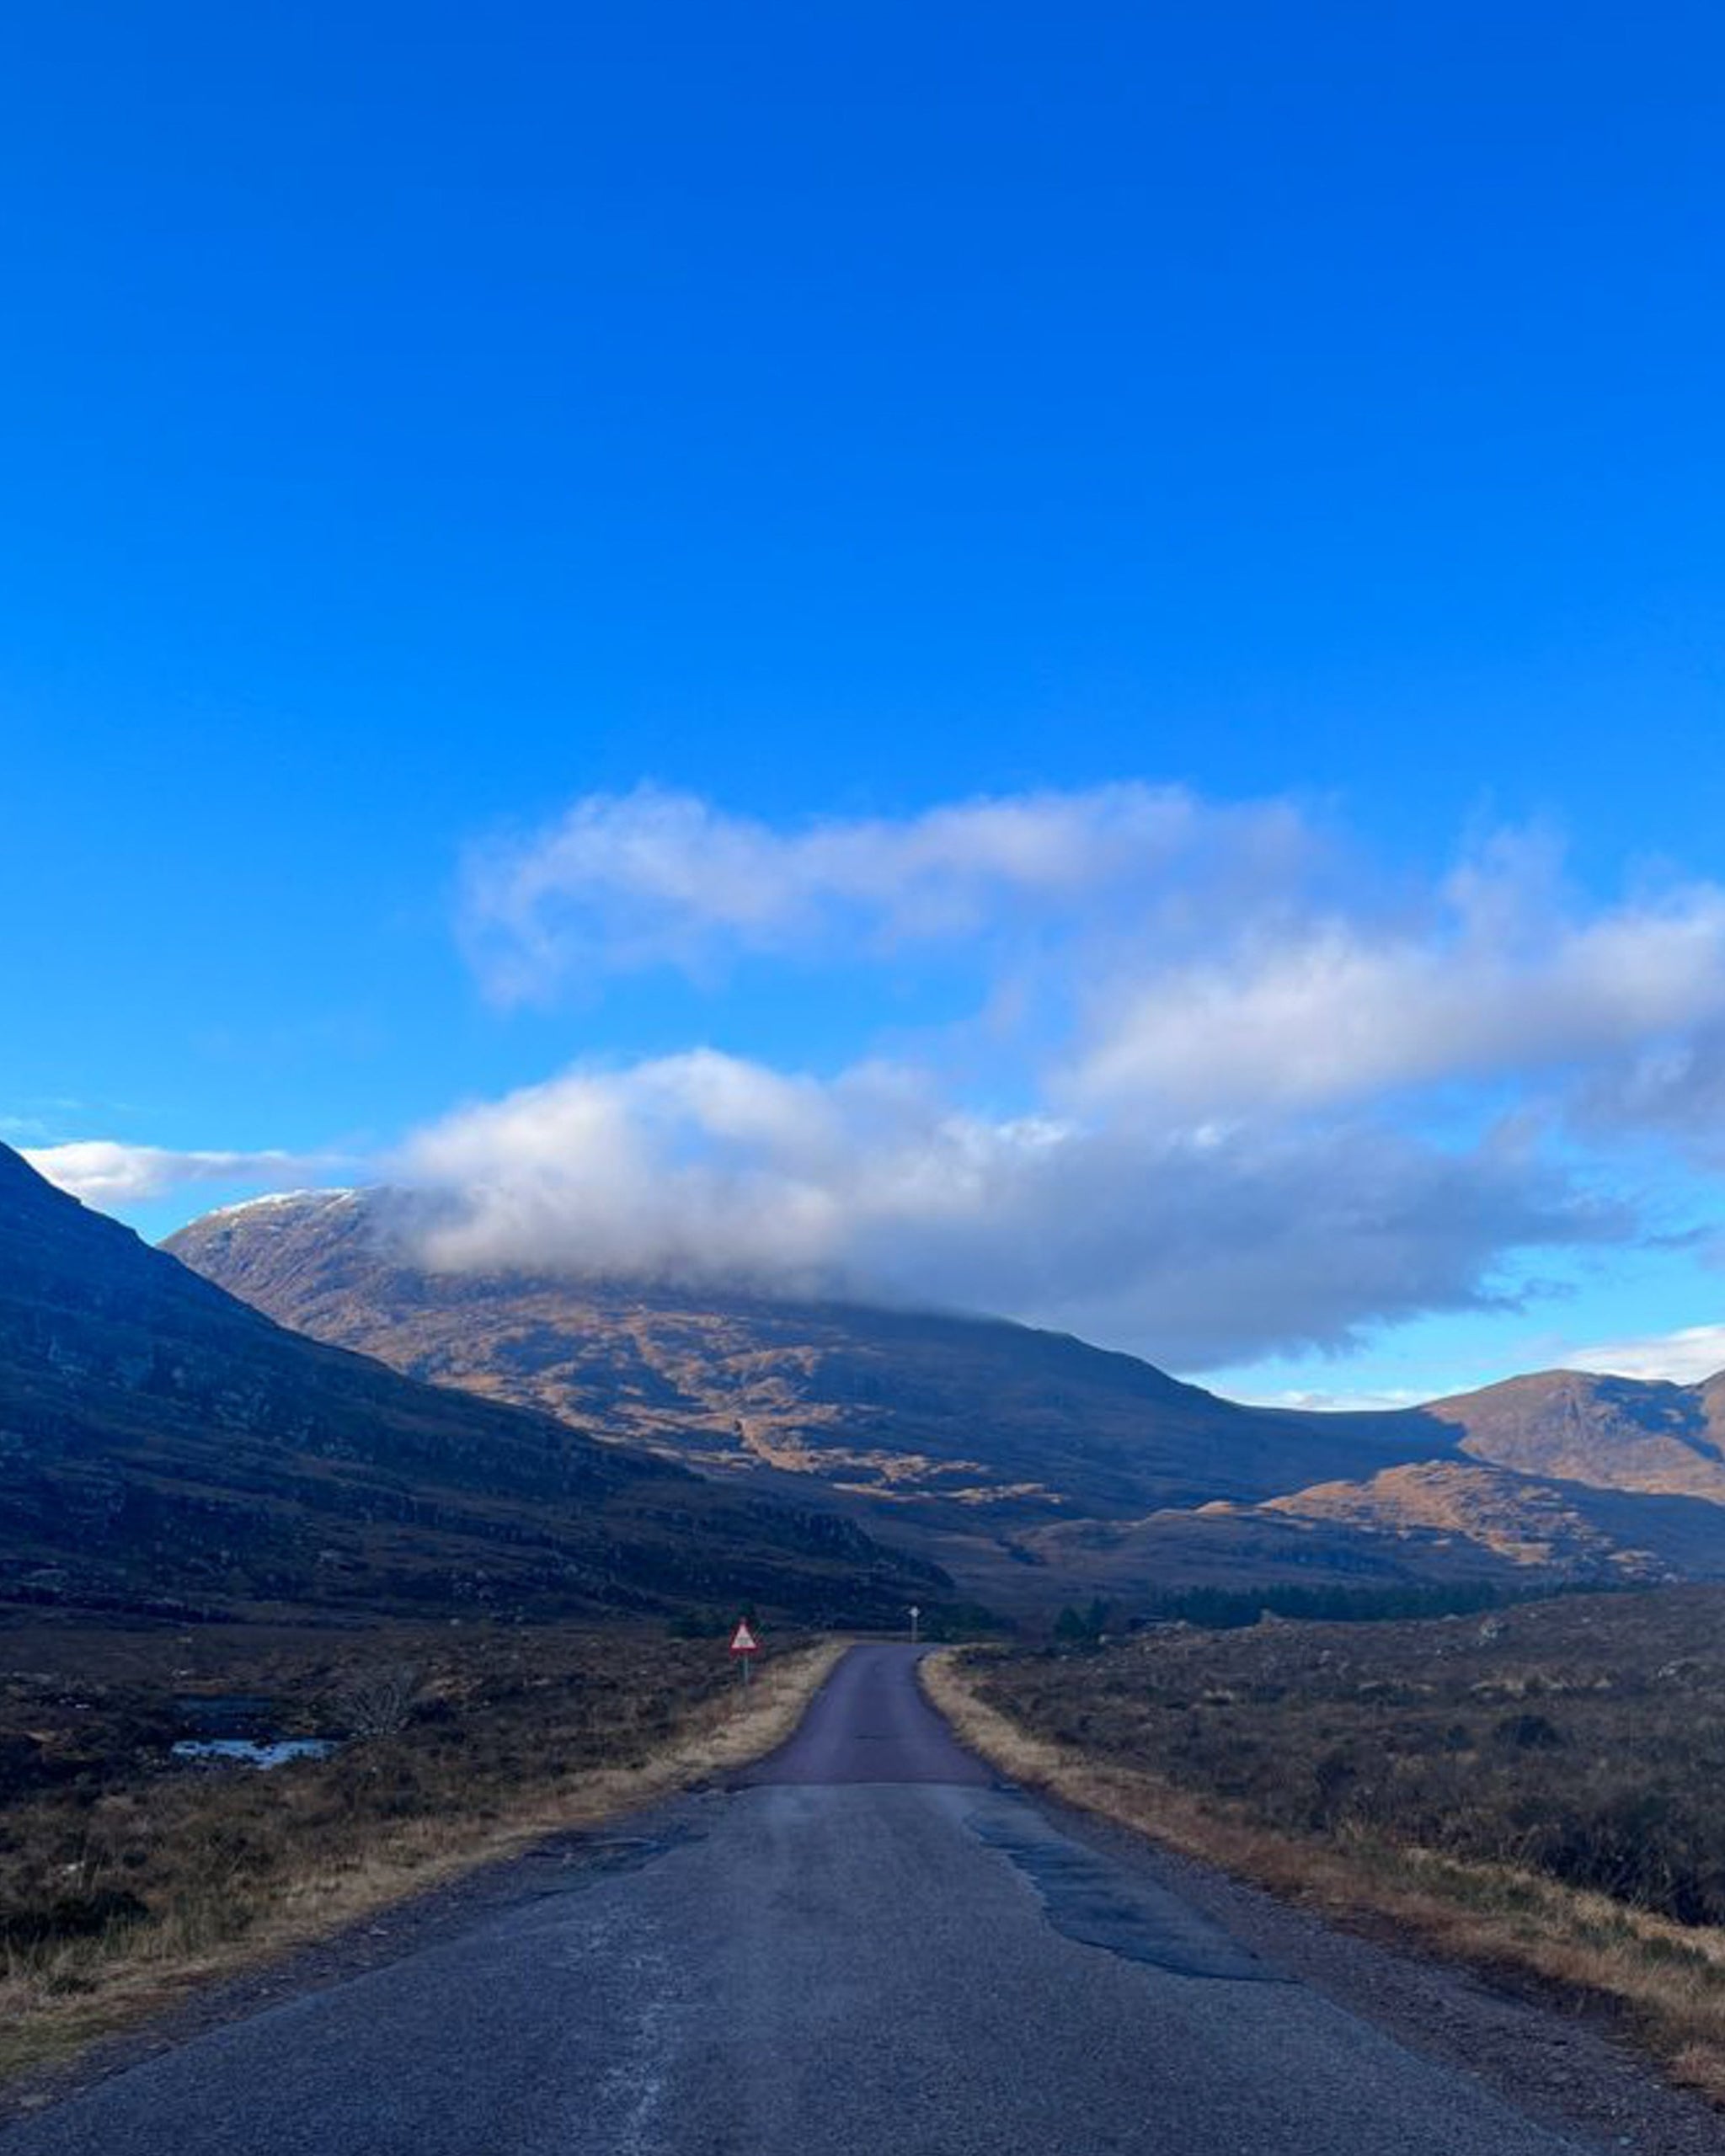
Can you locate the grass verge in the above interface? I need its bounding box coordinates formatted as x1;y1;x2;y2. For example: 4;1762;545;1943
1;1623;841;2088
925;1635;1725;2104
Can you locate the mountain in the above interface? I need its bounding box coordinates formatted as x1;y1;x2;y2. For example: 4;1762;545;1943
1429;1369;1725;1502
163;1188;1426;1507
0;1145;939;1625
164;1186;1725;1600
1008;1392;1725;1602
1261;1461;1725;1576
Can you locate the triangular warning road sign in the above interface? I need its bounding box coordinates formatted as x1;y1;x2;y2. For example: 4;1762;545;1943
729;1620;759;1654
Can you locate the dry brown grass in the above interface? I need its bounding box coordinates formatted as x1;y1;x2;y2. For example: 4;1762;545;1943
0;1622;841;2084
926;1610;1725;2105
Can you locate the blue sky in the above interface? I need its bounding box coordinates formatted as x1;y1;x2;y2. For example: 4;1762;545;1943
4;3;1723;1401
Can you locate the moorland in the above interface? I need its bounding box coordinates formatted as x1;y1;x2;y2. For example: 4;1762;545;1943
934;1584;1725;2096
0;1614;832;2082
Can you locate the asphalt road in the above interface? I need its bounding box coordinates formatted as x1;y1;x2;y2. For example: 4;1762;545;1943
3;1646;1616;2154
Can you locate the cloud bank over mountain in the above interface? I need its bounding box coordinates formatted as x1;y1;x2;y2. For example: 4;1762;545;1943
395;1048;1620;1366
35;782;1725;1371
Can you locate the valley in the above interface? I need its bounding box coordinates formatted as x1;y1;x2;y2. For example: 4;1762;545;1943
6;1151;1725;2137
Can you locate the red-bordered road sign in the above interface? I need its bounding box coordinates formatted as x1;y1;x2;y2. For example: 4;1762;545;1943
729;1620;759;1656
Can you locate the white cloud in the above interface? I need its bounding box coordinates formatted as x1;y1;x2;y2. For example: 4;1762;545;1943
24;1141;316;1207
394;1049;1621;1368
461;785;1725;1142
1563;1323;1725;1387
1066;840;1725;1114
457;780;1317;1002
1234;1387;1431;1413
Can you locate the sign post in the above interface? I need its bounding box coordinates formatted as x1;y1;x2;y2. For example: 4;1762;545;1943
729;1616;760;1690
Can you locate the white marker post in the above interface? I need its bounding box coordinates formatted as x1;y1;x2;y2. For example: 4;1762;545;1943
729;1616;760;1691
909;1604;921;1646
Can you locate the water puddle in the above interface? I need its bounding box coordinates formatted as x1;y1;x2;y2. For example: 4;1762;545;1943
171;1737;338;1769
167;1691;340;1769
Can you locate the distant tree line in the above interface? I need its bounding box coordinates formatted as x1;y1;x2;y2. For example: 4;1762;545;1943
1046;1577;1606;1647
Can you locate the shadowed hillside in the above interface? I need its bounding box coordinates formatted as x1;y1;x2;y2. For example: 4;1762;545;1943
0;1146;941;1625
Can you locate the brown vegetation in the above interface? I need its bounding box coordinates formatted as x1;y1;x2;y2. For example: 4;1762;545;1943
163;1188;1449;1523
165;1184;1725;1604
0;1616;839;2083
927;1586;1725;2100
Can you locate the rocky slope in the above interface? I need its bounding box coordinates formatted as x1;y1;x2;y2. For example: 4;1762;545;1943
0;1146;939;1625
163;1191;1434;1506
165;1187;1725;1600
1431;1369;1725;1502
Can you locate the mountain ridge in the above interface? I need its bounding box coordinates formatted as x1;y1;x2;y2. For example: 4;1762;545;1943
163;1185;1725;1600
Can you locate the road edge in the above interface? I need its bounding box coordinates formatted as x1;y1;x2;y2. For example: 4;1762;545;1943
922;1646;1725;2148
